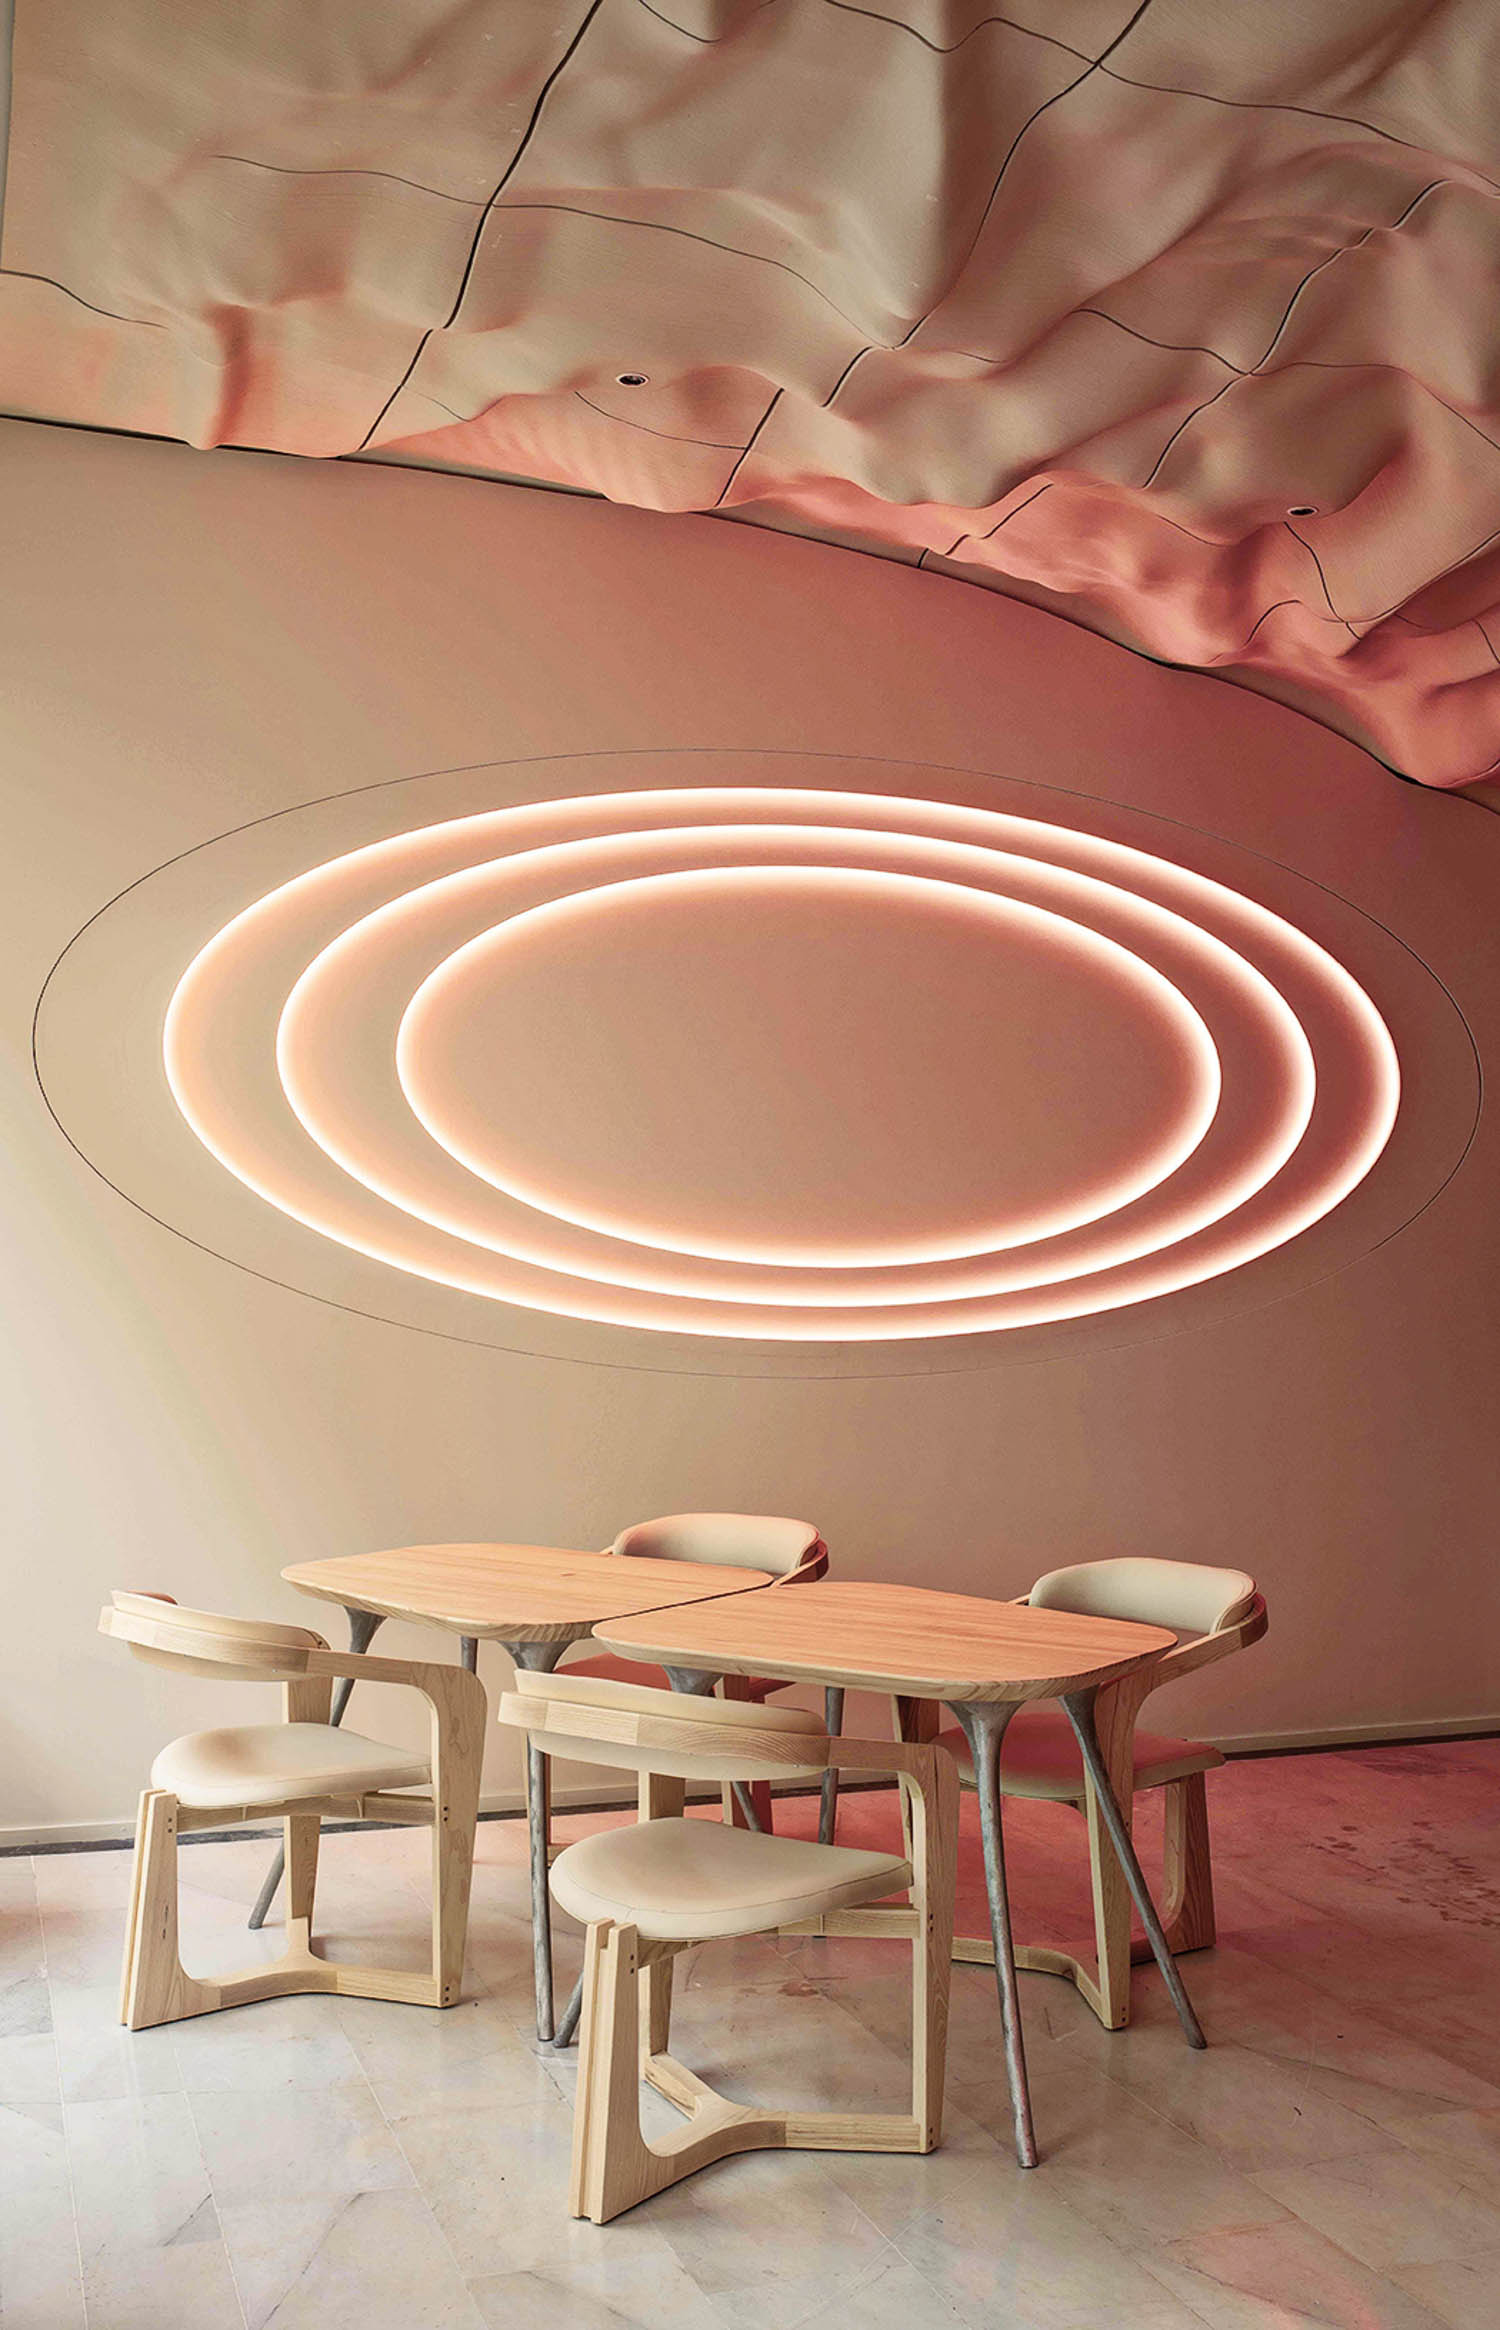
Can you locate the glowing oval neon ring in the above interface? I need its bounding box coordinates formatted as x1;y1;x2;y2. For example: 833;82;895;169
271;821;1303;1299
161;787;1399;1340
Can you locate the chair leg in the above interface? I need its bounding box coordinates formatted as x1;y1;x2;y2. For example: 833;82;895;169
431;1703;484;2013
1132;1772;1216;1962
122;1792;216;2031
119;1792;153;2026
283;1815;320;1949
905;1764;956;2152
718;1677;773;1832
569;1923;608;2218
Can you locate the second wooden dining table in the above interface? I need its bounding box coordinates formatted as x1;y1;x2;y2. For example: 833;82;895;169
274;1542;773;2039
594;1579;1205;2168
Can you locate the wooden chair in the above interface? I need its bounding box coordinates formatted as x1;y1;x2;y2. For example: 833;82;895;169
98;1591;486;2031
927;1559;1267;2029
560;1514;840;1837
499;1666;957;2224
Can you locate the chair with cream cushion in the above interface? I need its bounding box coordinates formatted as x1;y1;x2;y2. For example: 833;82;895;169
500;1666;957;2224
99;1591;486;2030
930;1559;1267;2029
560;1514;843;1838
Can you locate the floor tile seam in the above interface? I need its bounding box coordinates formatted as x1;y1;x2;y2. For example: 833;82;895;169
1090;2034;1414;2165
40;1974;90;2330
698;2235;911;2330
1106;2236;1234;2330
1243;2144;1500;2263
1134;2238;1429;2330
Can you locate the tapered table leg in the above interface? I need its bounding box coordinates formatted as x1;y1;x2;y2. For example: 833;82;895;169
249;1604;384;1930
506;1638;568;2043
947;1698;1037;2169
819;1686;845;1844
1059;1687;1206;2050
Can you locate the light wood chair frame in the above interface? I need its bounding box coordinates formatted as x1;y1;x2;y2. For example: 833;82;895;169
100;1599;487;2031
502;1686;957;2224
899;1591;1268;2028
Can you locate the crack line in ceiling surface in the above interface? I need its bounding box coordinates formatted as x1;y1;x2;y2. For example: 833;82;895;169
4;1;1500;782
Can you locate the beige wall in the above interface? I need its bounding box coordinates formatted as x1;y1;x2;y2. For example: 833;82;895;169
3;418;1497;1843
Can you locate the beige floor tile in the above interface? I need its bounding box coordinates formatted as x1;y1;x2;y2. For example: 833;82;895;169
636;2147;895;2322
388;2094;588;2276
0;2032;61;2107
1252;2145;1500;2271
1384;2107;1500;2209
992;2059;1291;2251
189;2079;413;2209
65;2091;215;2260
335;1989;561;2117
1387;2248;1500;2330
1097;2030;1393;2171
80;2239;246;2330
48;1980;184;2103
469;2250;724;2329
1144;2218;1453;2328
714;2251;969;2330
0;2166;85;2329
169;1992;367;2094
0;2095;84;2329
218;2185;485;2330
894;2159;1208;2329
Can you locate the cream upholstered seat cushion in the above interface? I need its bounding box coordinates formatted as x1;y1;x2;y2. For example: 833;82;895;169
150;1722;431;1810
550;1817;911;1941
935;1707;1224;1801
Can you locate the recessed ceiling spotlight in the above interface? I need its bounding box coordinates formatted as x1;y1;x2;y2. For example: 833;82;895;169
1287;504;1318;518
616;372;649;387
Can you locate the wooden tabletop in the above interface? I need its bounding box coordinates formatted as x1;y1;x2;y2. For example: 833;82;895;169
593;1579;1178;1701
281;1543;773;1644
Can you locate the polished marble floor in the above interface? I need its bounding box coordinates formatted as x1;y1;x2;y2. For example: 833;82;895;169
3;1738;1498;2330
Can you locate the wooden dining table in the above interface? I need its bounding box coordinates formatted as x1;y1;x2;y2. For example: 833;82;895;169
593;1579;1203;2168
272;1542;773;2039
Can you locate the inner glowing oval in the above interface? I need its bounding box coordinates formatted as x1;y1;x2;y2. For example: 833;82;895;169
396;863;1219;1268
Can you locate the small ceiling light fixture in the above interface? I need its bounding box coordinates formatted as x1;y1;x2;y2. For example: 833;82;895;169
1287;504;1319;518
616;371;649;387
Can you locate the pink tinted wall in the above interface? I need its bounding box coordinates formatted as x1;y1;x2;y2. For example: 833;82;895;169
2;417;1497;1838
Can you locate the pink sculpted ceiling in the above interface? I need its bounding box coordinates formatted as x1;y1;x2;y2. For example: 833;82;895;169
4;1;1500;786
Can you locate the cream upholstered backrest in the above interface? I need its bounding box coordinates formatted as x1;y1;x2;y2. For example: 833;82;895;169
1028;1558;1258;1639
609;1512;824;1580
498;1666;828;1785
99;1591;328;1682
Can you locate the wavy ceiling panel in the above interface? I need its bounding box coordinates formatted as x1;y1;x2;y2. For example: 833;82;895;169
4;0;1500;784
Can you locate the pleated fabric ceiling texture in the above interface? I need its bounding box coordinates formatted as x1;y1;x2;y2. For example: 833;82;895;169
4;0;1500;786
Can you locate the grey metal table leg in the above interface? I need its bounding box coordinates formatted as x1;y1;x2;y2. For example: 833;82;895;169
948;1699;1038;2170
819;1686;845;1845
249;1604;384;1930
460;1635;479;1674
664;1671;763;1831
506;1638;568;2044
1059;1687;1206;2050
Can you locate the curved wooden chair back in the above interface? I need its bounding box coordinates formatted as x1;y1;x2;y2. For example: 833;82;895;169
1026;1559;1267;1699
99;1591;328;1682
499;1666;828;1786
1028;1557;1257;1639
609;1513;827;1585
